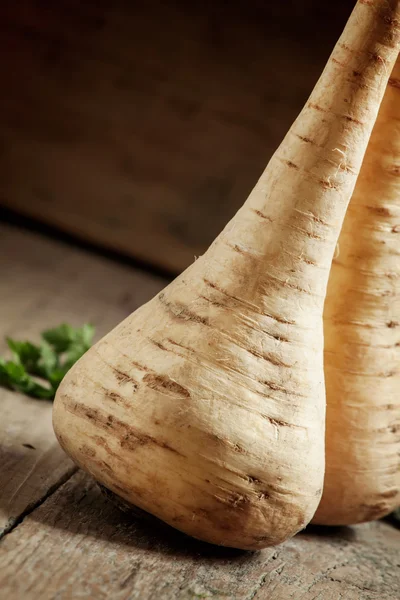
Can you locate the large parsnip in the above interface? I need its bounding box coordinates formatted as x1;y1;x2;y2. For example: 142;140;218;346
53;0;400;549
314;56;400;526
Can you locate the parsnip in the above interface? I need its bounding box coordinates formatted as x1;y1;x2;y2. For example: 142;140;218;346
53;1;400;550
314;56;400;526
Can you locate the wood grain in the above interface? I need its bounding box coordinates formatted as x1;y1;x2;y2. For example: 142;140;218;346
0;223;165;538
0;0;352;273
0;470;399;600
0;391;75;538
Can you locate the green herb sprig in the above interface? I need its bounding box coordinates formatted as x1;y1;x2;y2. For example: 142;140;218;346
0;323;95;400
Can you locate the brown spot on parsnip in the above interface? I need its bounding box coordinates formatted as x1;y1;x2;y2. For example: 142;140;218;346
166;338;189;353
67;402;183;456
332;57;347;67
98;459;113;472
297;227;323;239
78;405;97;420
105;390;131;406
262;414;292;428
370;52;384;63
319;178;341;191
79;444;96;458
285;160;299;170
231;244;245;254
213;493;248;509
252;208;272;221
203;278;228;293
202;277;296;325
143;373;190;399
263;311;295;326
113;367;139;384
383;14;399;27
308;213;329;225
302;258;317;266
247;475;262;485
148;338;167;350
258;381;308;400
257;491;271;500
337;162;355;173
22;443;36;450
263;380;287;393
120;430;182;456
384;371;397;378
229;493;250;508
253;535;274;544
308;102;326;113
344;115;364;125
279;277;316;294
390;165;400;176
158;292;209;326
380;489;399;499
387;321;399;328
361;502;389;519
120;432;151;450
198;293;224;307
131;360;150;372
90;435;122;461
270;332;290;342
246;346;292;368
232;443;245;453
295;134;316;145
207;432;245;454
346;78;367;89
207;432;225;445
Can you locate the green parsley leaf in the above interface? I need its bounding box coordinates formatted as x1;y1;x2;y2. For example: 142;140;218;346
42;323;95;354
6;339;41;371
38;341;59;379
42;323;76;353
0;323;95;401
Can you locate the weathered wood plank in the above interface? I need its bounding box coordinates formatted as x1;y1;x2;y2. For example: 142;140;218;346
0;223;166;537
1;224;399;599
0;0;352;273
0;470;399;600
0;392;76;537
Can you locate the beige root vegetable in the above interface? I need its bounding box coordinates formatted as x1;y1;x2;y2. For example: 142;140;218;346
53;1;400;550
314;56;400;526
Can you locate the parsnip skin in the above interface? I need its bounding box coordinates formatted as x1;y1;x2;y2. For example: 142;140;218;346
314;57;400;526
53;1;400;550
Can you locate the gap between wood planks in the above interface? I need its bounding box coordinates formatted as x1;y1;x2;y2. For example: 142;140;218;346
0;466;78;541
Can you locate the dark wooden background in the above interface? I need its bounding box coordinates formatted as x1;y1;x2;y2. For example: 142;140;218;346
0;0;354;273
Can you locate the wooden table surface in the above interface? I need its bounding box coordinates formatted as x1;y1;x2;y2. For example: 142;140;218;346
0;223;399;600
